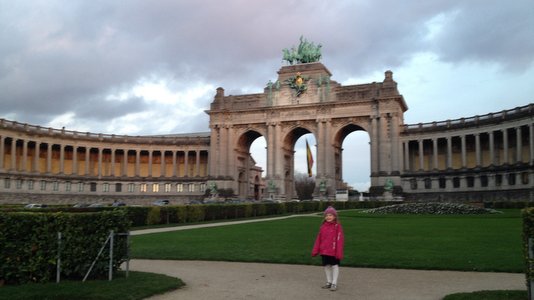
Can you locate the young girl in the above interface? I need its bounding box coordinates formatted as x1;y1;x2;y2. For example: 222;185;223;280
311;206;344;291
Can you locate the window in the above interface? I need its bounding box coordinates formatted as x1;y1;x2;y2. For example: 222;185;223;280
410;179;417;190
177;183;183;192
40;180;47;191
480;175;488;187
495;174;502;186
90;182;97;192
424;178;431;189
152;183;159;193
103;183;109;192
453;177;460;188
78;182;85;192
4;178;10;189
128;183;135;192
116;183;122;192
16;179;23;189
466;176;474;188
522;172;529;185
508;173;516;186
28;180;34;190
188;183;195;192
438;177;446;189
164;183;171;192
65;181;71;192
200;183;206;193
140;183;147;192
53;181;59;191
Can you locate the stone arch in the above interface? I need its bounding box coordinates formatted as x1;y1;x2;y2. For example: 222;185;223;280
234;129;266;199
332;123;370;189
280;126;316;200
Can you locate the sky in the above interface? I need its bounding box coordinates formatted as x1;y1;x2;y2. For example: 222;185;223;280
1;0;533;192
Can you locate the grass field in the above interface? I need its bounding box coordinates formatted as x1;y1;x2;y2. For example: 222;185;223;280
131;209;524;272
0;271;183;300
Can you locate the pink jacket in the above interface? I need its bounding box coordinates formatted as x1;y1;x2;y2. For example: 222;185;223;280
312;221;344;260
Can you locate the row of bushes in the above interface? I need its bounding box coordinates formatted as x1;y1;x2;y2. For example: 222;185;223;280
486;201;534;209
0;210;130;285
523;208;534;297
125;201;404;227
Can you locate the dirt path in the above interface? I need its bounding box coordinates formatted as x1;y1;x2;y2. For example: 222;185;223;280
130;259;525;300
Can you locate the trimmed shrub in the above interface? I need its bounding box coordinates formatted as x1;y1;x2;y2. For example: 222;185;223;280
0;210;130;285
523;208;534;295
146;207;162;225
363;202;500;215
175;206;187;223
186;205;205;223
125;206;150;227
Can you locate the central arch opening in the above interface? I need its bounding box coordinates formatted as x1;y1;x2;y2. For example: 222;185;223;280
282;127;316;200
334;124;370;197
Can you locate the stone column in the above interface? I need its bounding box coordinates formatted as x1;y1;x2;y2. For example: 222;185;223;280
219;126;227;176
122;149;128;176
208;126;219;177
0;136;4;170
446;137;452;169
516;127;522;163
489;131;495;165
461;135;466;168
22;140;28;172
391;113;401;173
135;150;140;176
97;148;103;177
227;126;234;179
109;149;115;176
148;150;153;177
196;150;200;176
530;123;534;165
59;144;65;174
11;138;17;171
46;143;52;173
325;119;333;180
184;150;189;177
370;117;378;175
274;123;282;176
432;138;438;170
403;141;410;171
418;139;424;171
172;151;177;177
161;151;166;177
72;146;78;175
316;120;325;177
267;123;275;177
85;147;90;175
503;128;509;164
33;142;40;173
475;133;482;167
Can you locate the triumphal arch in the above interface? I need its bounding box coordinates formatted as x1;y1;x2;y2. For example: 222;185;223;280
207;46;407;200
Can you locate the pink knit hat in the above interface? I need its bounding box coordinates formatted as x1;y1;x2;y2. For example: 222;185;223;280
324;206;338;217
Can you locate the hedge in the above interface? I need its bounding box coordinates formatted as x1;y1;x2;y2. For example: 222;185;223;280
0;210;130;285
523;208;534;296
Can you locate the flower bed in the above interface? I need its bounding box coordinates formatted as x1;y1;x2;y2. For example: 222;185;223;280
362;202;500;215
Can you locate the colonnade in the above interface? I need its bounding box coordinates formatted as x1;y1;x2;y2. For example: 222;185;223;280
0;136;209;178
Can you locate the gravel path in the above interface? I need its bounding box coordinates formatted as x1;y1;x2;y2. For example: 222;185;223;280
131;259;524;300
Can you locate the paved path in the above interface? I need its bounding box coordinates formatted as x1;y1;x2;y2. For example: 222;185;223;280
130;214;525;299
131;259;525;300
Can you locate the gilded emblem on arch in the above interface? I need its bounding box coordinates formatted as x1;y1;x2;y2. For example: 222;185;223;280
285;72;309;97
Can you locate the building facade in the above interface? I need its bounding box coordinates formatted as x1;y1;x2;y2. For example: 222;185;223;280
1;61;532;204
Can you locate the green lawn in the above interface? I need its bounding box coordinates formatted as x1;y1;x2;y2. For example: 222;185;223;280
131;209;524;272
0;271;183;300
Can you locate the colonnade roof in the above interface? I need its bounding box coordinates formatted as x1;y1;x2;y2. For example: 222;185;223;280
403;103;533;134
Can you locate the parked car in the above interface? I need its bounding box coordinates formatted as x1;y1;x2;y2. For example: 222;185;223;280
24;203;47;209
88;203;105;207
153;199;170;206
72;203;89;208
111;201;126;207
187;200;202;205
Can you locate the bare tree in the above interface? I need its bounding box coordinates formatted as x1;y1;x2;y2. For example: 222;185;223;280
294;173;316;200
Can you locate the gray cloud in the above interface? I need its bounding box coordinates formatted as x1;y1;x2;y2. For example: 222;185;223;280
0;0;532;134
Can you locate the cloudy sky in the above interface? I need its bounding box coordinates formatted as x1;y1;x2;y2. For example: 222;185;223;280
1;0;533;191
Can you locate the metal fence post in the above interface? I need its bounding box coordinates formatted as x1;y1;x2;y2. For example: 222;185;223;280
56;232;61;283
109;230;114;281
